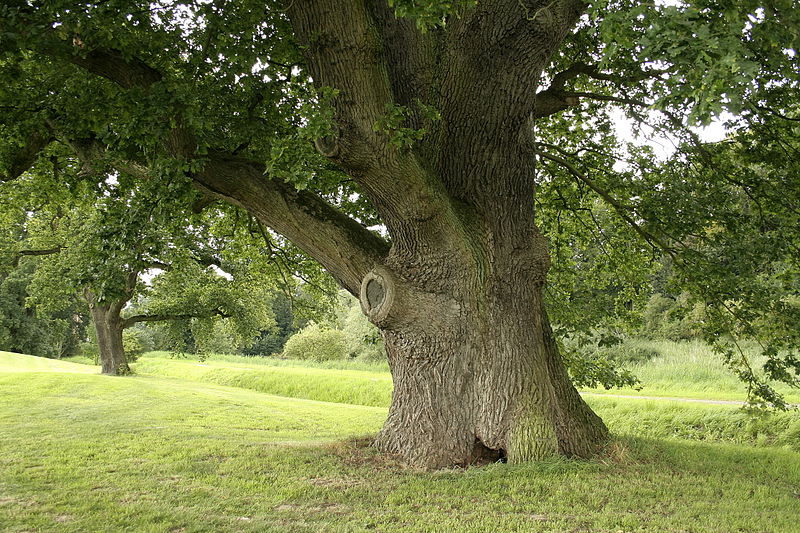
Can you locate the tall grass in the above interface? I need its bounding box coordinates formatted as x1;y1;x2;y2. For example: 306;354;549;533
588;339;800;403
131;338;800;403
65;337;799;403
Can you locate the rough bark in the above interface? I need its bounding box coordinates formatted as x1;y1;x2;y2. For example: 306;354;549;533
360;220;607;468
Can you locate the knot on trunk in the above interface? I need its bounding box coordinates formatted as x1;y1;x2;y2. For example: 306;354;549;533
359;266;460;331
360;267;397;325
314;125;340;158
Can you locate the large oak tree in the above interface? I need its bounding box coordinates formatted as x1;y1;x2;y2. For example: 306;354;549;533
1;0;798;467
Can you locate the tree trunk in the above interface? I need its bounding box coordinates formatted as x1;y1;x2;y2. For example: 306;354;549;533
87;298;130;376
361;228;608;469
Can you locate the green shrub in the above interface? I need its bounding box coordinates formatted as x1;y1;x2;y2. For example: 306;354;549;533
122;329;144;363
641;292;706;341
242;332;285;356
282;323;347;362
193;320;242;355
342;305;384;361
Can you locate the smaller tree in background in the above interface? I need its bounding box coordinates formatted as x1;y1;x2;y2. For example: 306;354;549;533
0;150;285;374
134;253;276;357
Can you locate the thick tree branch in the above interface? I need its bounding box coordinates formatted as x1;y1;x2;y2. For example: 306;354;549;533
42;43;391;295
444;0;586;116
546;62;668;90
68;46;162;90
2;246;61;268
29;10;458;277
287;0;461;250
431;0;586;206
107;270;140;317
16;247;62;256
287;0;398;169
532;61;667;118
59;123;389;295
368;2;439;112
191;193;218;213
121;308;230;329
532;90;649;118
192;152;390;295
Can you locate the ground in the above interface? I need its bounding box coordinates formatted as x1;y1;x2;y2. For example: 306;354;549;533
1;350;799;532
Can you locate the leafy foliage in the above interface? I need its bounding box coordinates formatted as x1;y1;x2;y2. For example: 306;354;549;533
640;293;706;342
0;258;86;358
530;0;800;406
342;303;385;362
388;0;477;30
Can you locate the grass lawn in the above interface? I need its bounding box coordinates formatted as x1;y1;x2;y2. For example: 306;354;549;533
2;351;799;532
0;352;96;374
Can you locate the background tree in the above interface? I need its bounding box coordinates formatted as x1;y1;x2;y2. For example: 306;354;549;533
0;151;283;374
1;0;798;467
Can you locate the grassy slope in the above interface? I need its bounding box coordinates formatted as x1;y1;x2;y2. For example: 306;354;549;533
3;351;800;531
133;356;392;408
0;351;96;374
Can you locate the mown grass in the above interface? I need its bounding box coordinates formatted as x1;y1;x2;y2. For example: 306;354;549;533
584;339;800;403
0;351;96;374
2;351;799;532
